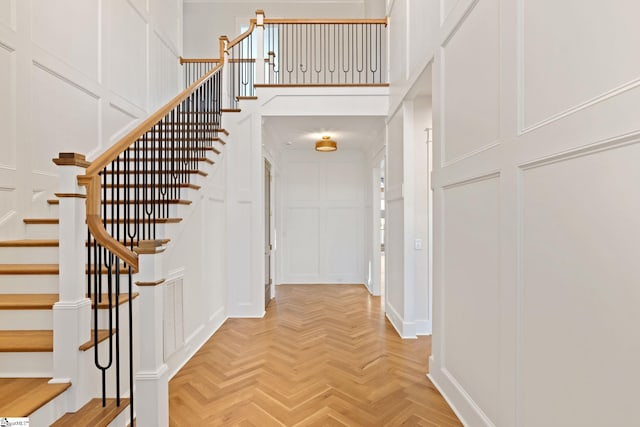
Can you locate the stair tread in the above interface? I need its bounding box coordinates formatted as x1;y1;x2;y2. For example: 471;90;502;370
115;157;214;162
0;330;53;352
52;398;130;427
104;217;182;224
23;218;59;225
90;292;139;309
0;329;113;352
23;217;182;225
0;293;138;310
111;169;208;176
0;378;71;416
0;239;59;247
104;183;201;189
0;294;58;309
0;264;59;275
86;238;170;246
98;199;193;205
130;146;219;150
79;329;115;351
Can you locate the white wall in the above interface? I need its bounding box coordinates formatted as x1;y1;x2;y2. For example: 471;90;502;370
279;149;366;284
0;0;183;239
385;108;405;329
162;155;228;378
183;1;366;57
385;95;432;338
426;0;640;425
411;95;432;333
387;0;438;110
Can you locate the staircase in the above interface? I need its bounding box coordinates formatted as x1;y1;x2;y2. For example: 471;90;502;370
0;44;226;424
0;146;222;425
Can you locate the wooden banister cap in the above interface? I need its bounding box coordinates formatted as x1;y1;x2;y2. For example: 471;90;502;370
53;152;90;168
255;9;265;16
219;35;229;41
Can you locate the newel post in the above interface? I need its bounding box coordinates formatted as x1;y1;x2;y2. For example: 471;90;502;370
134;240;169;427
220;35;231;110
51;153;92;411
255;9;265;85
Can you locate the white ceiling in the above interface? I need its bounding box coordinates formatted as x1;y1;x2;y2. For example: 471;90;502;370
262;115;386;153
185;0;363;3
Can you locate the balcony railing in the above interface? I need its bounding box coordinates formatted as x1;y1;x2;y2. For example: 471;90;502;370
264;19;388;86
180;12;388;108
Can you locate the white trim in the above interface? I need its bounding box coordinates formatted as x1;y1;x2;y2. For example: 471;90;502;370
167;306;227;379
385;301;417;339
136;363;169;381
415;319;432;335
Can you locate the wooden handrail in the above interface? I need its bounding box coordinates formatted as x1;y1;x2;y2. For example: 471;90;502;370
264;18;388;26
180;57;221;64
227;19;257;50
86;48;224;176
79;36;226;270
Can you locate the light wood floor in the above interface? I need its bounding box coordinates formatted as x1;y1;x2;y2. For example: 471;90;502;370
169;284;461;426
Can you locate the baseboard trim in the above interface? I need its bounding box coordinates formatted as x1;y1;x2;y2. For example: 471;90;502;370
428;365;495;427
415;319;432;335
385;302;417;339
167;306;227;379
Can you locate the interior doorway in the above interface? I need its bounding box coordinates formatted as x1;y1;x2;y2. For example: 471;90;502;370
379;159;385;304
370;157;385;301
264;159;272;309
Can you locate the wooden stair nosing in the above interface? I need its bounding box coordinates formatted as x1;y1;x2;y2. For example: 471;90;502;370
0;264;59;275
0;378;71;417
115;156;214;163
50;199;192;206
0;293;139;310
99;217;182;225
86;238;170;247
110;169;207;176
79;329;116;351
0;294;58;310
103;183;201;189
51;398;130;427
23;218;59;225
91;292;139;309
0;239;59;247
129;146;219;151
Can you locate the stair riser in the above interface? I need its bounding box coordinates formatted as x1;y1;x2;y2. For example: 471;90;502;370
0;277;59;293
91;303;134;330
0;310;52;330
0;246;59;264
25;224;59;240
0;352;52;377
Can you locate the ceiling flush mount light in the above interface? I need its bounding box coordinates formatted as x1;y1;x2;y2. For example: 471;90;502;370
315;136;337;152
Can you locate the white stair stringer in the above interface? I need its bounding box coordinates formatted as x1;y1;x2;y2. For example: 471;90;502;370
27;386;70;427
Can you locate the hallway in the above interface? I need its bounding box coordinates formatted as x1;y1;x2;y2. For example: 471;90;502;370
169;285;461;426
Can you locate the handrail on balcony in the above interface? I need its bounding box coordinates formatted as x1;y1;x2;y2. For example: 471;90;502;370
181;12;389;107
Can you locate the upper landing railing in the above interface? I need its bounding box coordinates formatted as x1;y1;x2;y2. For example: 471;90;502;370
181;10;388;108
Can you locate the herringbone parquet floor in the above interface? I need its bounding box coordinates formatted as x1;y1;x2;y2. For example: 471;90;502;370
169;284;462;426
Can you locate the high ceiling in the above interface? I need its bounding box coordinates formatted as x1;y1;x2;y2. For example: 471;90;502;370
262;115;385;153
